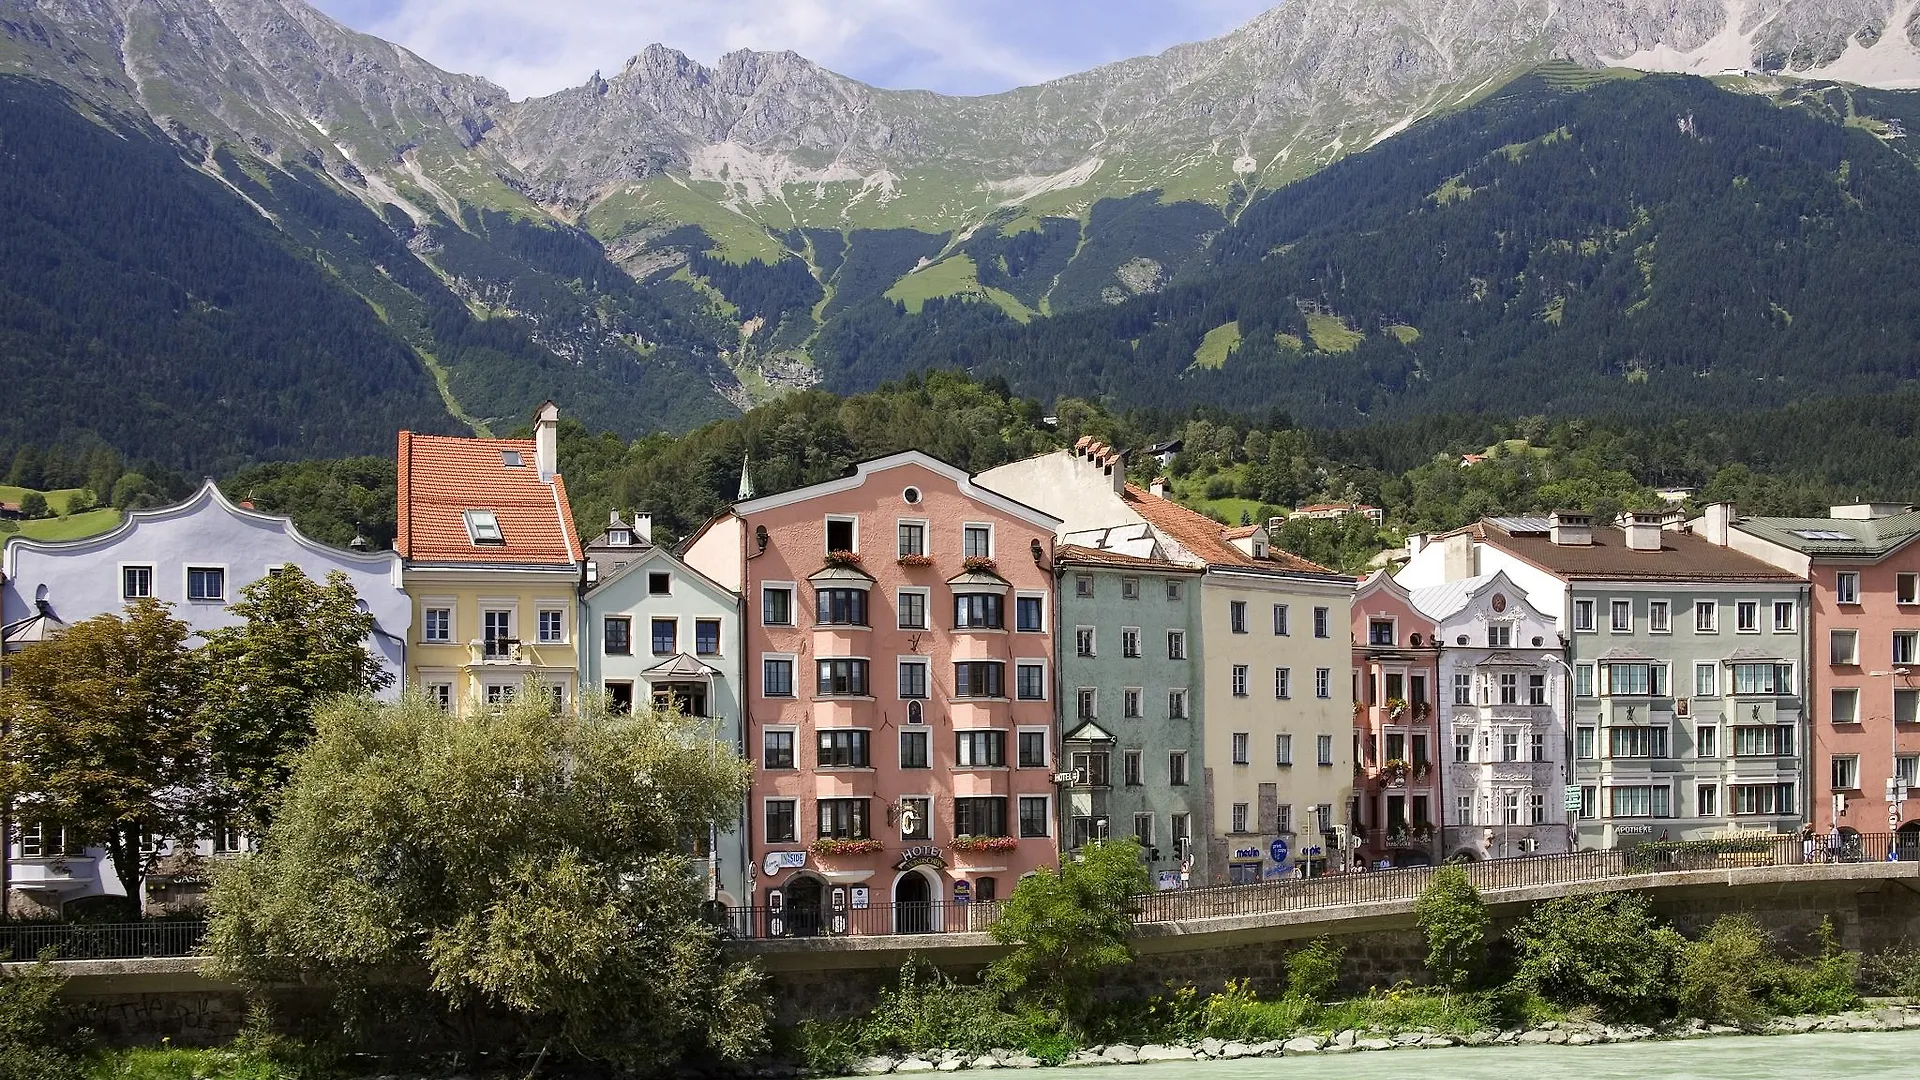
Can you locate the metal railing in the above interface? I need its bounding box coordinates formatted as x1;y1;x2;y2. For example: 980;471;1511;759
0;919;208;961
723;900;1006;940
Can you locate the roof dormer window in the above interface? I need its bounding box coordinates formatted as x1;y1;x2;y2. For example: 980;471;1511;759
464;509;504;545
607;528;631;547
501;451;523;468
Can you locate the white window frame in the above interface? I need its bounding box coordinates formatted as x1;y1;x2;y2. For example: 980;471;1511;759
1832;754;1861;791
897;657;931;701
1273;603;1290;636
896;517;929;558
1167;629;1187;660
1276;732;1293;766
1572;598;1595;632
899;794;934;840
1837;571;1861;605
1315;667;1331;699
1076;574;1094;598
1230;802;1250;833
1123;687;1143;718
1014;590;1049;633
896;586;931;630
423;678;455;711
1694;661;1719;698
1121;576;1140;600
761;797;800;843
1901;573;1920;606
1772;599;1796;633
462;509;503;545
1695;600;1718;633
823;514;860;555
761;581;797;626
898;729;930;771
648;614;680;656
1736;599;1759;634
760;652;799;698
1830;629;1859;666
535;602;569;644
1121;626;1142;658
1016;726;1052;769
1832;687;1861;725
1015;660;1049;701
1231;732;1250;765
1609;598;1632;633
119;562;155;600
1075;625;1096;658
1231;664;1249;697
1167;579;1184;602
961;521;995;560
1167;688;1189;719
1648;599;1670;634
762;726;800;770
184;563;229;603
421;597;457;644
1316;733;1334;766
1018;794;1053;839
1275;667;1291;699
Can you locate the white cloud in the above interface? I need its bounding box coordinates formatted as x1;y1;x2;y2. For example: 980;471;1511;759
315;0;1276;99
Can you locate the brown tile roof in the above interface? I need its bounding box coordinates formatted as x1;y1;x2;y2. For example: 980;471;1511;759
1221;525;1261;540
1122;484;1346;579
1056;544;1201;573
397;431;580;565
1468;521;1801;582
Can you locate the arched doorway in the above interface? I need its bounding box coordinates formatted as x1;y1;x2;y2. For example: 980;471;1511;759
1898;822;1920;861
894;871;934;934
784;876;824;937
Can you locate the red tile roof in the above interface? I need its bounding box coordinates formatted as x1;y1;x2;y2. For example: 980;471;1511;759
397;431;580;565
1465;520;1800;582
1222;525;1261;540
1121;484;1346;579
1056;544;1201;573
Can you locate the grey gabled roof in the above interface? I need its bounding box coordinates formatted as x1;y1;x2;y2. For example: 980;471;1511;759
1406;574;1499;622
1734;511;1920;559
641;652;721;680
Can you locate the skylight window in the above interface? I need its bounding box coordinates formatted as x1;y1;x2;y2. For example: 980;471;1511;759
464;509;504;545
1792;530;1855;541
501;450;523;467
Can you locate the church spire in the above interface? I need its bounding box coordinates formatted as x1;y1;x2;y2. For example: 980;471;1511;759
737;454;755;501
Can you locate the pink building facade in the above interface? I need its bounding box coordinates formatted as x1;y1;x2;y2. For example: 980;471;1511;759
684;453;1061;935
1350;572;1442;866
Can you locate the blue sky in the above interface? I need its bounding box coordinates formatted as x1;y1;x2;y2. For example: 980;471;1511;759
312;0;1278;99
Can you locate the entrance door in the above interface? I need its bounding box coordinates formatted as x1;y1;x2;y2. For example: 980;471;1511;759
895;872;933;934
785;878;823;937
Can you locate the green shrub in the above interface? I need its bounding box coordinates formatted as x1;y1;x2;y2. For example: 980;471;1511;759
1314;986;1500;1035
1767;919;1859;1017
781;1020;861;1077
1677;914;1773;1029
0;960;78;1080
1510;893;1684;1022
1284;937;1346;1002
859;961;1027;1055
1859;942;1920;999
988;839;1150;1026
1415;867;1488;991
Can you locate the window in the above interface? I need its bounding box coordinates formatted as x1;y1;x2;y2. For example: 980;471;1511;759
1609;726;1668;759
1231;732;1250;764
1577;787;1597;820
1124;750;1144;786
1133;813;1155;847
1731;663;1793;696
1772;600;1795;632
1531;732;1546;761
1230;600;1248;633
1695;600;1718;632
484;683;516;705
1900;690;1920;725
1898;632;1920;666
1698;726;1718;758
1832;755;1861;791
1902;573;1920;605
1124;688;1142;718
1317;734;1334;766
898;521;926;557
607;683;633;713
122;565;153;599
1837;572;1860;604
817;730;871;768
1016;595;1044;632
1019;797;1050;838
1171;813;1192;856
954;661;1005;699
765;800;798;842
1369;620;1395;646
1731;783;1795;816
1456;795;1474;826
1313;607;1330;638
651;618;677;655
1455;730;1474;762
1016;663;1046;701
1168;689;1189;719
1832;688;1860;725
1831;629;1859;666
1575;663;1595;698
1499;673;1518;705
1502;731;1520;761
1231;803;1249;833
1018;730;1048;768
601;617;630;655
1529;793;1547;824
426;681;453;710
1315;668;1331;699
898;590;928;629
816;589;869;626
1232;665;1249;697
1077;688;1098;720
1736;601;1758;632
954;593;1004;629
1076;627;1096;657
963;524;993;559
425;607;452;643
1273;604;1290;635
816;658;870;696
817;798;871;839
648;572;671;596
1649;600;1670;633
1694;662;1718;698
900;729;930;769
1575;726;1596;759
1070;815;1110;849
763;658;795;697
1167;580;1184;601
532;609;561;643
1610;599;1632;632
825;518;856;554
1607;785;1671;818
1169;751;1189;785
1573;599;1595;631
954;797;1009;837
901;796;931;840
898;660;929;699
1275;667;1291;699
1121;576;1140;600
956;730;1007;767
1453;672;1472;705
1602;662;1668;697
187;566;225;601
1122;627;1141;658
463;509;503;545
1901;755;1920;787
1488;624;1512;647
1276;733;1294;765
1732;725;1796;757
763;586;793;626
1528;673;1547;706
1075;574;1094;598
763;730;795;769
1167;630;1186;660
1276;804;1293;834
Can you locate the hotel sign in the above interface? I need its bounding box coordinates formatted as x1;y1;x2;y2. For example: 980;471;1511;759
895;845;947;871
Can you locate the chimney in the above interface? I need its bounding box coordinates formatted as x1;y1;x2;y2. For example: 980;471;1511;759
533;400;559;481
1150;476;1169;498
634;512;653;545
1441;531;1475;581
1620;510;1664;552
1548;510;1592;547
1407;532;1427;556
1702;502;1737;547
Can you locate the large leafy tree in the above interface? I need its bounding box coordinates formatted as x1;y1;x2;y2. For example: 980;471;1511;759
197;566;390;830
987;838;1149;1025
206;692;763;1072
0;599;205;901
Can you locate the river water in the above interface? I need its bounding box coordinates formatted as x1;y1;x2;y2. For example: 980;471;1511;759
1010;1030;1920;1080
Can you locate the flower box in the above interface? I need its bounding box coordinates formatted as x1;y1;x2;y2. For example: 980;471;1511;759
950;835;1019;853
823;550;864;568
896;554;935;567
960;556;997;573
810;837;883;857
